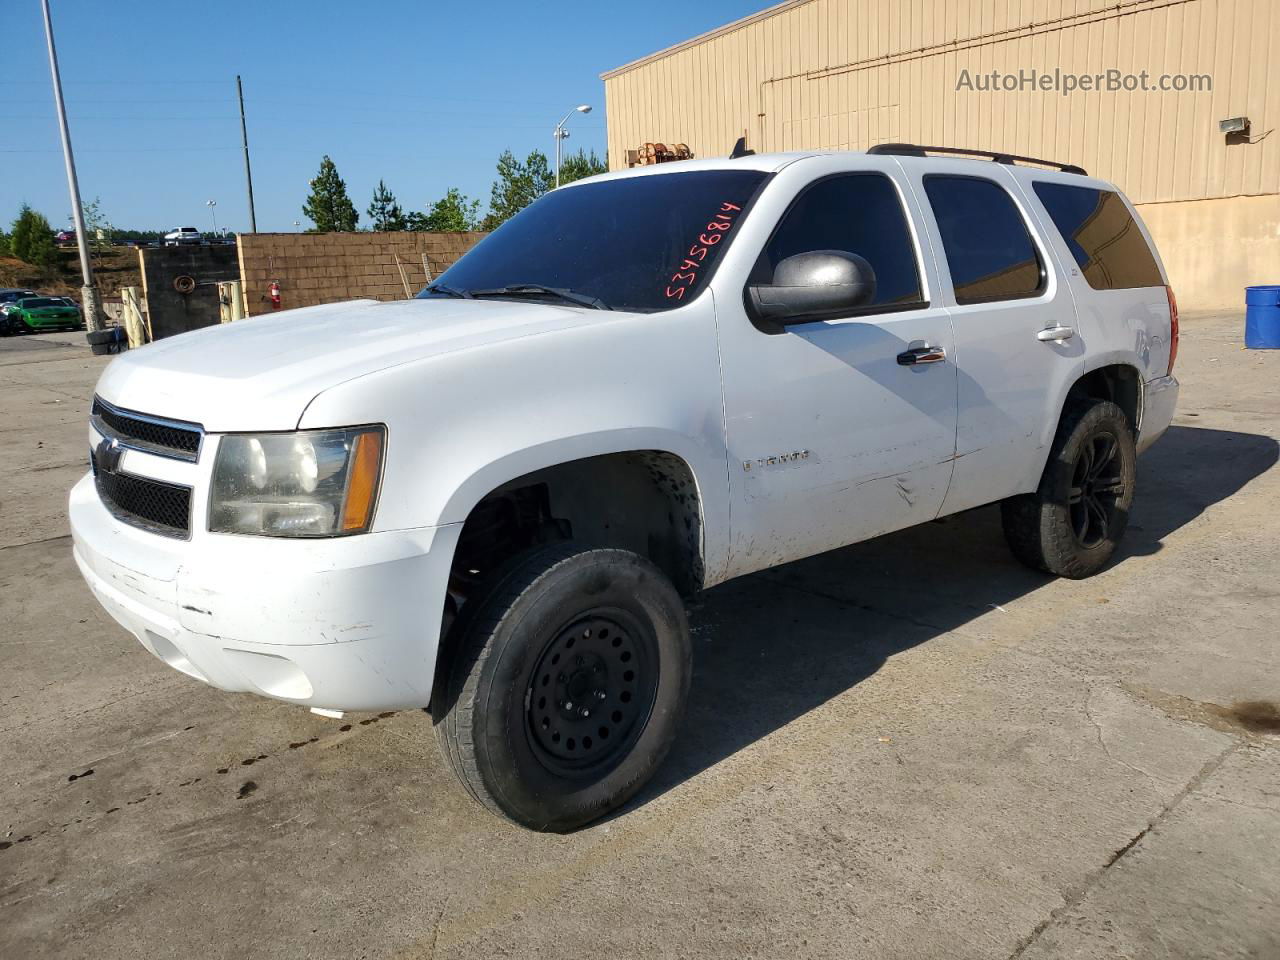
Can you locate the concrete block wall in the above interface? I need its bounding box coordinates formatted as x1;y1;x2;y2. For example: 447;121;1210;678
138;243;241;338
236;231;486;316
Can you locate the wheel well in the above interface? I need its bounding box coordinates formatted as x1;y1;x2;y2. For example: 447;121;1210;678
431;451;703;707
1065;365;1141;431
448;451;704;607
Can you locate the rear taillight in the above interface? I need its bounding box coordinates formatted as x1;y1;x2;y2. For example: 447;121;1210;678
1166;285;1179;375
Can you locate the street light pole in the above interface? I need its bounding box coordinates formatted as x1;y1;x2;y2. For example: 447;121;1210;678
207;199;218;236
39;0;100;332
553;104;592;188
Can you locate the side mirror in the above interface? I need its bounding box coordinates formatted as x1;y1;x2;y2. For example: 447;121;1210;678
747;250;877;325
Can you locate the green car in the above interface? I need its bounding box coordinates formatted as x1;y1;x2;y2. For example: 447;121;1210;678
4;296;84;334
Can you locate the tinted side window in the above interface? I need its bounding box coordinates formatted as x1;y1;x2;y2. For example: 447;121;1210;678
1033;182;1163;290
923;176;1044;304
755;173;923;308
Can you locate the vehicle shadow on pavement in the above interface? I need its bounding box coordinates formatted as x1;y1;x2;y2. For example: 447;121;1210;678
626;424;1279;815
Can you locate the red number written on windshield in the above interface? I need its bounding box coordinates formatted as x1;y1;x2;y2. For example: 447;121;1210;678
664;202;743;301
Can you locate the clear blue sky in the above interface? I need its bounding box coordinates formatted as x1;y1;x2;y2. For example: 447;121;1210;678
1;0;766;234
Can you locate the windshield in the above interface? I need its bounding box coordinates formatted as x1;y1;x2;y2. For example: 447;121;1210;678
21;298;62;308
419;169;769;313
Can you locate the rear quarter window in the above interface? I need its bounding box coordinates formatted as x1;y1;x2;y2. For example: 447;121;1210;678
1032;182;1163;290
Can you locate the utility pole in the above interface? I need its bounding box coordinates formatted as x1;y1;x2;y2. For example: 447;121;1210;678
237;75;257;233
40;0;100;332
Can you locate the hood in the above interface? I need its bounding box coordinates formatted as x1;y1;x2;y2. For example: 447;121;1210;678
94;297;599;431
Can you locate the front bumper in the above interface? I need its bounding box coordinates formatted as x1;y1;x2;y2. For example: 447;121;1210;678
1138;374;1179;455
70;473;460;711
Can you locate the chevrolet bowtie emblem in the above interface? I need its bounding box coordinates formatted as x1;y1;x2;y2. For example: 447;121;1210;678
96;435;123;472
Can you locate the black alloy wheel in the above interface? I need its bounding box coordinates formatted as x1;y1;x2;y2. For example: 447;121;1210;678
1068;430;1127;549
1001;399;1137;579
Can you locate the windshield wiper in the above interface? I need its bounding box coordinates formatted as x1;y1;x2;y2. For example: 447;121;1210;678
423;282;473;299
466;284;610;311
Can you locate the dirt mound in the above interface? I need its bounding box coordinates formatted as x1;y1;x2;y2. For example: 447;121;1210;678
0;248;141;300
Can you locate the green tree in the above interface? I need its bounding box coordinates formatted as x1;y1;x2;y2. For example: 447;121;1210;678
482;149;555;229
0;229;9;257
9;204;58;267
81;196;114;254
557;148;608;186
366;179;407;231
303;155;358;232
421;188;481;232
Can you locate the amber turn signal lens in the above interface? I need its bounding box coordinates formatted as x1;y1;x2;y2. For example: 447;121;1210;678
341;430;384;532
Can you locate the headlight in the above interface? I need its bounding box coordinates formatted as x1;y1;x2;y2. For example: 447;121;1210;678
209;426;384;537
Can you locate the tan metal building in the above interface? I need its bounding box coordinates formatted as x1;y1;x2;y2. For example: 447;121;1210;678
601;0;1279;311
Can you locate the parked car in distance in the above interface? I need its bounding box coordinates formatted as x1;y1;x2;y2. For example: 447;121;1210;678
6;296;83;333
72;144;1179;832
163;226;202;246
0;289;42;336
0;288;39;306
56;230;77;246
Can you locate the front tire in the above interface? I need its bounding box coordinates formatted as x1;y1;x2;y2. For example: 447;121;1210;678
434;543;691;831
1001;399;1137;579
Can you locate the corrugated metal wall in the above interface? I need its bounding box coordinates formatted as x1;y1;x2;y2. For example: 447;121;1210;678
603;0;1278;204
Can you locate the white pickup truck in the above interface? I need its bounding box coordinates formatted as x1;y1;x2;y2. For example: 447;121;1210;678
71;144;1178;830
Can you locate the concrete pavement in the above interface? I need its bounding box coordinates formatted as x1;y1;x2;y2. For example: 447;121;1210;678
1;318;1277;959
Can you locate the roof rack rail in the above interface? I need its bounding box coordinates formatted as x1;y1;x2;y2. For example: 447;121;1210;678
866;143;1087;176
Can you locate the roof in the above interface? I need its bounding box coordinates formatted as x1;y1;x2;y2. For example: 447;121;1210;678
600;0;816;80
565;149;1107;190
559;152;811;188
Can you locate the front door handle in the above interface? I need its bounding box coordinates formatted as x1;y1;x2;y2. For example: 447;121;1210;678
896;345;946;365
1037;325;1075;342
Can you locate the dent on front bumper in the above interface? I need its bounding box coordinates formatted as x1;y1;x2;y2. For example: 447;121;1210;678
70;473;460;711
1138;374;1179;455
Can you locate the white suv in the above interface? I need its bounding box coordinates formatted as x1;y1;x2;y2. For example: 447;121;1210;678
70;145;1178;830
163;226;202;246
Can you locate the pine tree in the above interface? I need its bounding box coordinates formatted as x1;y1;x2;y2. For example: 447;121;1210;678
558;148;609;186
9;204;58;267
422;188;481;232
483;149;555;229
366;180;406;232
303;156;358;232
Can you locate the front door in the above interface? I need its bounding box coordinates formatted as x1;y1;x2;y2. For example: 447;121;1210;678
714;161;959;578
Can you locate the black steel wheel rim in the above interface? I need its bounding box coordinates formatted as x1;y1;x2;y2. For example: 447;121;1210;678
1069;430;1125;549
526;609;658;774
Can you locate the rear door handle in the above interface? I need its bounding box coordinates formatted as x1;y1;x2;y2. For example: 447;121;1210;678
896;345;946;365
1036;325;1075;342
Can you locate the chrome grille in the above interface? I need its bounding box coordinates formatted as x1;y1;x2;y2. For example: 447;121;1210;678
91;396;203;462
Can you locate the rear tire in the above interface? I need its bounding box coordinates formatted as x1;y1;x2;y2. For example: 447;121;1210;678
1001;399;1137;579
433;542;691;832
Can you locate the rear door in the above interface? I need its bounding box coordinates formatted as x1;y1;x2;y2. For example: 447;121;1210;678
901;159;1086;514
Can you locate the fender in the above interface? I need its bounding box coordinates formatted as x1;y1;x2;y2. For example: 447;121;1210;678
299;300;733;583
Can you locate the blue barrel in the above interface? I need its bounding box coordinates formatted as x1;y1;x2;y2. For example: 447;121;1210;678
1245;285;1280;348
